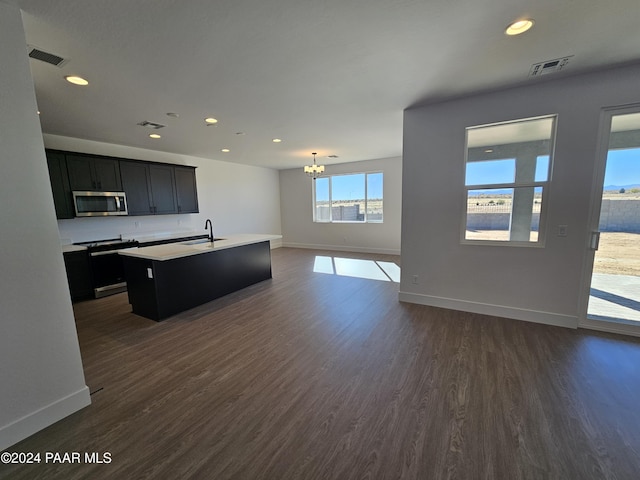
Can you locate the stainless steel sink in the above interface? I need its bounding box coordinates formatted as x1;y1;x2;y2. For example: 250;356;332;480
182;238;225;245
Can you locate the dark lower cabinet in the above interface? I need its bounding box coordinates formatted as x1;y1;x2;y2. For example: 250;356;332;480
63;250;94;302
122;241;272;321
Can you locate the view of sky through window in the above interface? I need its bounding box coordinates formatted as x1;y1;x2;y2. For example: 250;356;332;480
316;173;383;201
604;148;640;186
465;156;550;186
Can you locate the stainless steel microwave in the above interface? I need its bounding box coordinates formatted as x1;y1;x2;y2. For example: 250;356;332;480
72;191;128;217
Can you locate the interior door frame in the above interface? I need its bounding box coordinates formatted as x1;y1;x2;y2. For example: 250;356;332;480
578;102;640;337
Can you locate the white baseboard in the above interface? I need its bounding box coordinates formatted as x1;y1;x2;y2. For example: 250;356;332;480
0;386;91;451
579;318;640;338
282;242;400;256
398;291;578;329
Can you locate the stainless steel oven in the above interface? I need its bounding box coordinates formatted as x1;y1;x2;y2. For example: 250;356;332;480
75;239;138;297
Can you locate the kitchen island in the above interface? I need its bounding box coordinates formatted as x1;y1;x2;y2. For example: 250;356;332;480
120;234;281;321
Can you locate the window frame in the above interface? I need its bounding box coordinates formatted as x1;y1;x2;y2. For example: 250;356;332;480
461;114;557;247
312;171;384;223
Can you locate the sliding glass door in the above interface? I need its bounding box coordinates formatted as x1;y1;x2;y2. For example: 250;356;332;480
582;105;640;335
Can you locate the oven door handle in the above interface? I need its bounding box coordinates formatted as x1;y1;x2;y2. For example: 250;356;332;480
90;249;125;257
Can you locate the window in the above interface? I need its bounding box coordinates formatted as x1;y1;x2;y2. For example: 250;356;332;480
314;172;383;223
463;115;556;244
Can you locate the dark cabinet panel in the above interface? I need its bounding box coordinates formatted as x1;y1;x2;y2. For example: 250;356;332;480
45;149;198;217
93;157;122;191
121;161;180;215
174;166;199;213
66;154;122;191
63;250;94;302
46;151;74;219
149;164;178;214
120;160;153;215
66;155;95;191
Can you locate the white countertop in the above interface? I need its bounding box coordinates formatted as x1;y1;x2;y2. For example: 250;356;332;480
118;234;282;261
62;244;88;253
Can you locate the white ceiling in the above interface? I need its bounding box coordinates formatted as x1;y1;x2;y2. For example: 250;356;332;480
17;0;640;170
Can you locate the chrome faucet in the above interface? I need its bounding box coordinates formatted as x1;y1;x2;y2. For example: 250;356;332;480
204;219;214;242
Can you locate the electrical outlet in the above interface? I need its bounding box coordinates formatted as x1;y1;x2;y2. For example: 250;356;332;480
412;275;419;285
557;225;568;237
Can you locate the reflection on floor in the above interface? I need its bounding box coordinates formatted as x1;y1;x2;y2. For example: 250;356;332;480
589;273;640;324
313;256;401;282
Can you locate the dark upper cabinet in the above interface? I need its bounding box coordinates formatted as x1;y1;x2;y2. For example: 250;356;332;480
148;164;178;214
66;154;122;191
46;151;74;219
174;166;199;214
120;160;180;215
120;160;153;215
93;157;122;190
46;149;198;217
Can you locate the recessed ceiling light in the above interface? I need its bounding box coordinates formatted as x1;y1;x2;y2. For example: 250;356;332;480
221;148;230;153
205;117;218;124
505;19;534;36
235;132;246;136
272;138;282;143
64;75;89;86
149;133;161;139
166;112;179;118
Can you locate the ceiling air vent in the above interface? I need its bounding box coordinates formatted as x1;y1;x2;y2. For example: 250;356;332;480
27;46;68;67
529;56;573;77
137;121;166;130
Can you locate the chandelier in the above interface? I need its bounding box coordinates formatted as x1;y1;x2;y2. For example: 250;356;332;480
303;152;325;180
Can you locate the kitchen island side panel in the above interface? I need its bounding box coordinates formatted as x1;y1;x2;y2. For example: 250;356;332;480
122;256;161;320
124;241;272;321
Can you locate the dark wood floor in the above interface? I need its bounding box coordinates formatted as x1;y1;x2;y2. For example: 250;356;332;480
3;247;640;479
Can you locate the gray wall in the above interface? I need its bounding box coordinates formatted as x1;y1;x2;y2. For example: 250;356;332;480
466;213;541;231
279;156;402;255
401;62;640;328
599;199;640;232
467;200;639;232
0;1;90;451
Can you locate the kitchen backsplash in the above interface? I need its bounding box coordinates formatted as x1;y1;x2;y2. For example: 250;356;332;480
57;214;204;244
